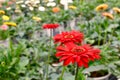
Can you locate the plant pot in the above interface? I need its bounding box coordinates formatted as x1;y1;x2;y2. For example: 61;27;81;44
87;70;111;80
83;65;111;80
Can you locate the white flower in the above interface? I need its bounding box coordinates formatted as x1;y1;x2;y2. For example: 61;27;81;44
48;0;54;2
6;7;11;10
47;2;56;7
16;1;24;4
68;0;73;3
38;6;45;11
15;9;22;13
35;0;40;4
21;4;26;8
60;0;73;5
60;0;73;10
29;7;34;11
25;1;30;4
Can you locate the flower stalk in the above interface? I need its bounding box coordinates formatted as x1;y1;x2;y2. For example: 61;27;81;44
59;67;66;80
75;65;79;80
46;29;53;80
53;30;101;80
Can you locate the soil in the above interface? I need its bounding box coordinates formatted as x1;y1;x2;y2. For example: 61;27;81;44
89;70;108;77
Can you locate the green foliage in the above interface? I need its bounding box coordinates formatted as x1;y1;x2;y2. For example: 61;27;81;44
0;0;120;79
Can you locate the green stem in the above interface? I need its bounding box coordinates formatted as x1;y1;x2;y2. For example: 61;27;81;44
75;65;79;80
103;30;107;44
59;67;66;80
103;20;108;45
9;36;13;53
98;26;101;46
103;26;115;51
108;27;114;45
46;29;53;80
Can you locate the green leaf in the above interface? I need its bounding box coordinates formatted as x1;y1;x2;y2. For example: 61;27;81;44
63;73;74;80
19;56;29;68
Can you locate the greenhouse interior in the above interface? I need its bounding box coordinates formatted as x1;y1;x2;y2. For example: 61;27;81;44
0;0;120;80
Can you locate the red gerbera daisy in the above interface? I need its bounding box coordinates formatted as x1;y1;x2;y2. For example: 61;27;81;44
55;42;100;68
53;30;84;44
43;23;59;29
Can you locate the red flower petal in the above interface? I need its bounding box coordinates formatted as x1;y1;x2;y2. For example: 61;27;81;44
53;30;84;44
63;57;74;66
59;56;70;62
78;60;83;67
55;52;64;57
43;23;59;29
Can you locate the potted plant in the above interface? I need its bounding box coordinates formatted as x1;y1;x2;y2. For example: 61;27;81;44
88;70;110;80
84;65;111;80
53;30;101;80
83;43;120;80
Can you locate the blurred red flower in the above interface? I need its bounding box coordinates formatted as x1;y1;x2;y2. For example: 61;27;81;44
43;23;59;29
53;30;84;44
55;42;100;68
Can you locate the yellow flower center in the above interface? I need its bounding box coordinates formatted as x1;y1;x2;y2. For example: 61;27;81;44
64;35;73;38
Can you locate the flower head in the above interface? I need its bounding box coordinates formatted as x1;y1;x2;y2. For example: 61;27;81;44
102;12;114;20
69;5;77;10
47;2;56;7
49;0;54;2
15;5;22;13
2;15;10;21
60;0;73;10
43;23;59;29
38;6;45;11
0;25;8;31
32;16;41;22
0;10;5;15
6;7;12;11
113;7;120;14
95;4;108;11
16;1;24;4
29;7;34;11
52;7;60;13
60;0;73;5
55;42;100;68
3;22;17;27
54;30;84;44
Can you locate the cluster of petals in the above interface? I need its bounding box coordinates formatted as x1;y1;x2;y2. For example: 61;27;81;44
52;7;60;13
54;30;101;68
113;7;120;14
43;23;59;29
3;22;17;27
102;12;114;20
95;4;108;11
55;42;101;68
54;30;84;44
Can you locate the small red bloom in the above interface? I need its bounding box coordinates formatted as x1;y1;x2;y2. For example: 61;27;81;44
54;30;84;44
43;23;59;29
55;42;100;68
